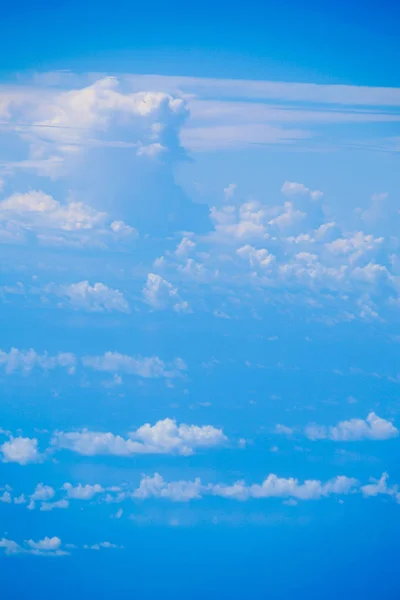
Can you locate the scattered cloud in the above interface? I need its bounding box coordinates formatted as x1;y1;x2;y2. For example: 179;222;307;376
304;413;398;441
1;437;42;465
51;418;227;457
44;281;130;313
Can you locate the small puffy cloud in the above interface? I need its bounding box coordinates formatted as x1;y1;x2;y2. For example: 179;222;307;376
62;483;104;500
305;413;398;441
0;190;136;247
51;418;227;457
361;473;400;503
281;181;323;201
134;473;203;502
40;499;69;512
30;483;55;503
268;202;306;230
85;541;122;551
0;191;106;231
82;352;186;378
224;183;237;201
0;347;76;375
44;281;130;313
275;424;294;435
175;237;196;258
0;536;68;557
110;220;137;238
142;273;183;310
0;491;12;503
236;244;275;269
26;537;61;552
1;437;41;465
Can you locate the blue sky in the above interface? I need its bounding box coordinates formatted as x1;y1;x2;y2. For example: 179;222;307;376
1;2;400;598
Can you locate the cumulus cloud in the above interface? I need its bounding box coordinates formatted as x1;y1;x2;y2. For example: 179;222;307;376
142;273;189;312
62;483;104;500
304;413;398;441
134;473;203;502
51;418;227;457
0;190;136;247
44;281;130;313
1;76;210;235
236;245;275;269
0;536;68;557
40;499;69;511
361;473;400;503
0;347;76;375
1;437;42;465
82;351;186;378
281;181;323;201
133;472;358;502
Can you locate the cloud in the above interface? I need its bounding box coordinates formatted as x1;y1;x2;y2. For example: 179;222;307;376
26;537;61;551
0;76;210;236
281;181;323;201
40;499;69;511
44;281;130;313
51;418;227;457
0;190;136;247
62;483;104;500
304;413;398;441
142;273;189;311
133;473;358;502
1;437;41;465
361;473;400;503
134;473;203;502
0;348;76;375
84;541;122;551
211;474;357;501
0;536;68;557
82;352;186;378
275;424;294;435
236;245;275;269
29;483;55;504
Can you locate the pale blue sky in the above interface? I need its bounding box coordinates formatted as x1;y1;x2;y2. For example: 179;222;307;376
1;3;400;598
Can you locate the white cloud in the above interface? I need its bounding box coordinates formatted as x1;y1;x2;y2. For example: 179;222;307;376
30;483;55;503
236;245;275;269
142;273;179;310
212;474;357;501
268;202;306;230
224;183;237;201
0;491;12;503
281;181;323;201
82;352;186;378
0;191;106;231
134;473;203;502
26;536;61;551
110;220;137;238
44;281;130;313
0;347;76;375
2;77;187;162
40;499;69;511
1;437;41;465
361;473;400;503
0;536;68;557
304;413;398;441
133;473;358;502
0;190;136;247
62;483;104;500
175;237;196;258
275;424;294;435
51;418;227;457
